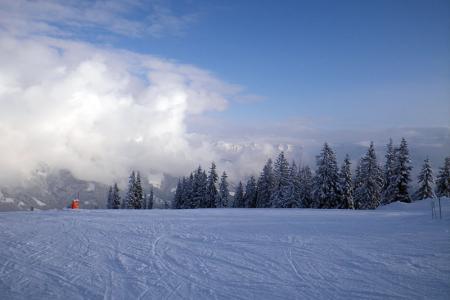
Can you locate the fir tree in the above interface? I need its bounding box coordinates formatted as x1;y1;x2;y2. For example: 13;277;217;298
436;156;450;197
271;152;291;208
382;138;396;204
353;142;384;209
192;167;207;208
299;166;313;208
284;161;300;208
256;159;274;208
185;173;195;208
244;176;257;208
217;172;229;208
415;158;435;200
313;143;340;208
234;181;245;208
206;162;219;208
391;138;412;203
174;179;183;209
148;187;154;209
125;171;136;209
133;172;144;209
339;154;354;209
111;183;121;209
106;186;113;209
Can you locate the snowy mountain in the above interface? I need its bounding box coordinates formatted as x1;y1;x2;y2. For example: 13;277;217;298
0;165;178;212
0;167;109;211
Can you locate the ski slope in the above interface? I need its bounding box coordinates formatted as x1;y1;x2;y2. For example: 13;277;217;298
0;199;449;299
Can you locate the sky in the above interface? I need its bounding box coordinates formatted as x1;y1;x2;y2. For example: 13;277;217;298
0;0;449;185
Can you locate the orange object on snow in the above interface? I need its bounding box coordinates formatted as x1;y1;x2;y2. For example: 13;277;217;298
71;199;80;209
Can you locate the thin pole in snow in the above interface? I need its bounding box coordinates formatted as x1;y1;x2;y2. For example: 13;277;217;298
438;197;442;220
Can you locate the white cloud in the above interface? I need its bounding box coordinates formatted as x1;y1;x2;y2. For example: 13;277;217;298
0;33;242;184
0;0;198;38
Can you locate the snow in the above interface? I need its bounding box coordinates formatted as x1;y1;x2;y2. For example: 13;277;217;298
85;183;96;192
0;197;15;203
0;199;449;299
32;197;47;207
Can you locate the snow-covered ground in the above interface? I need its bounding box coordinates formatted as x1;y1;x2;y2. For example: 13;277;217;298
0;199;449;299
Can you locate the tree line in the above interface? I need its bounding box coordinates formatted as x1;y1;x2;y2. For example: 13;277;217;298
106;171;154;209
173;138;450;210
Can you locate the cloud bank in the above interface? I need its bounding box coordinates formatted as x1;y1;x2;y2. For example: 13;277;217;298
0;33;246;184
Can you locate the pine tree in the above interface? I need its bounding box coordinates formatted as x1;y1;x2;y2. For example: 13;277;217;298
299;166;313;208
217;172;229;208
185;173;195;208
256;159;274;208
353;159;363;192
382;138;396;204
244;176;257;208
391;138;412;203
174;179;183;209
271;152;291;208
107;186;113;209
234;181;245;208
111;183;121;209
353;142;384;209
206;162;219;208
415;158;435;200
133;172;144;209
125;171;136;209
192;167;207;208
313;143;340;208
148;187;154;209
436;156;450;197
339;154;354;209
284;161;300;208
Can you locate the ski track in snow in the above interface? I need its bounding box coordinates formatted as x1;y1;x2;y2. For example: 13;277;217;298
0;199;449;299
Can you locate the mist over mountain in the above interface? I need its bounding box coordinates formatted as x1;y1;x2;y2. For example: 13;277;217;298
1;127;448;211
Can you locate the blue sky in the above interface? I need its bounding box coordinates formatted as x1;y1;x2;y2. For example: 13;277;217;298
103;0;450;129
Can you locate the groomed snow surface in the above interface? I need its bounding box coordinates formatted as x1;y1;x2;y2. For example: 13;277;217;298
1;199;449;299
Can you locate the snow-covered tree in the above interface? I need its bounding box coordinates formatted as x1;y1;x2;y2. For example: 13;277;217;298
391;138;412;203
415;158;435;200
271;152;291;208
192;167;207;208
185;173;195;208
111;183;121;209
106;186;113;209
284;161;300;208
382;138;396;204
148;187;154;209
125;171;136;209
133;172;144;209
354;142;384;209
174;179;183;209
436;156;450;197
313;143;340;208
217;172;229;208
234;181;245;208
339;154;354;209
299;166;313;208
206;162;219;208
256;159;274;208
244;176;257;208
